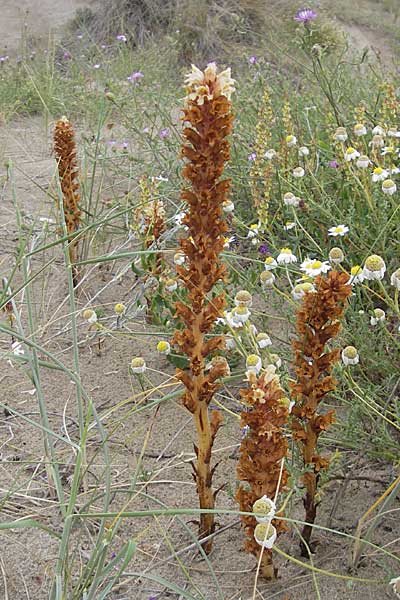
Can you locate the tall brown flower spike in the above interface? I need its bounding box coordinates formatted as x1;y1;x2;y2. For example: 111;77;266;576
237;366;289;579
290;270;351;555
54;116;81;286
172;62;235;553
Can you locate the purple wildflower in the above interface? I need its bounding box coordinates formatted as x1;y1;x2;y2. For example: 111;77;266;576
248;152;257;161
249;55;257;65
258;244;270;255
294;8;317;23
159;128;170;140
127;71;144;82
63;51;72;60
328;160;340;169
116;34;127;42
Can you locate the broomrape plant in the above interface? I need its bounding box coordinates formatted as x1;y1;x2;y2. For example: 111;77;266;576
171;62;235;552
54;116;81;286
290;270;352;555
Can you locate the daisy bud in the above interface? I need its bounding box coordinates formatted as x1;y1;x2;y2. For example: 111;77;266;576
157;340;171;354
252;496;276;523
234;290;253;307
232;305;251;324
256;332;272;348
391;268;400;290
370;308;385;326
260;270;275;288
254;522;277;549
341;346;359;366
356;155;371;169
246;354;262;374
333;127;348;142
293;166;305;178
354;123;367;136
131;357;146;373
329;247;344;264
82;309;97;324
283;192;299;207
298;146;310;156
382;179;396;195
363;255;386;280
286;134;297;147
165;278;178;292
114;303;126;315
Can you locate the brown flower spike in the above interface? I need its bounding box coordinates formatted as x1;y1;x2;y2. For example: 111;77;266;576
54;116;81;286
237;366;290;579
172;63;235;553
290;270;351;555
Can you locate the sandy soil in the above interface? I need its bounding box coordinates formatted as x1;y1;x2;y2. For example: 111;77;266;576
0;0;97;55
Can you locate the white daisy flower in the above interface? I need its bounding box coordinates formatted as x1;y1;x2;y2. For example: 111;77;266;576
174;252;186;265
342;346;359;366
300;258;331;277
252;496;276;523
391;268;400;290
390;575;400;599
260;271;275;288
264;148;277;160
12;341;25;356
369;135;384;148
82;309;98;324
232;305;251;324
354;123;367;137
292;281;316;300
285;134;297;147
348;265;364;285
284;221;296;230
165;278;178;292
344;147;360;161
256;332;272;348
222;199;235;213
381;146;395;156
382;179;396;195
371;167;389;182
328;224;349;237
264;256;278;270
283;192;299;207
293;166;305;178
370;308;385;326
225;311;242;329
387;127;400;138
333;127;348;142
223;236;235;249
247;223;260;238
246;354;262;374
372;125;385;136
131;357;146;373
254;522;277;549
277;247;297;264
299;146;310;157
174;211;187;227
356;155;371;169
363;254;386;280
225;335;237;350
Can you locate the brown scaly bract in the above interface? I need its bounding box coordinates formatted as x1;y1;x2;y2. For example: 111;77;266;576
237;367;289;579
171;63;234;553
290;270;352;554
54;117;81;285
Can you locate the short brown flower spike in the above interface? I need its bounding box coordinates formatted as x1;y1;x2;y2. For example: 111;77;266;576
290;271;351;555
237;366;290;579
172;62;235;553
54;116;81;286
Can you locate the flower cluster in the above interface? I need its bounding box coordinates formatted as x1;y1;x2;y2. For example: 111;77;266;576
237;364;289;579
54;116;81;285
290;270;352;554
172;63;234;552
